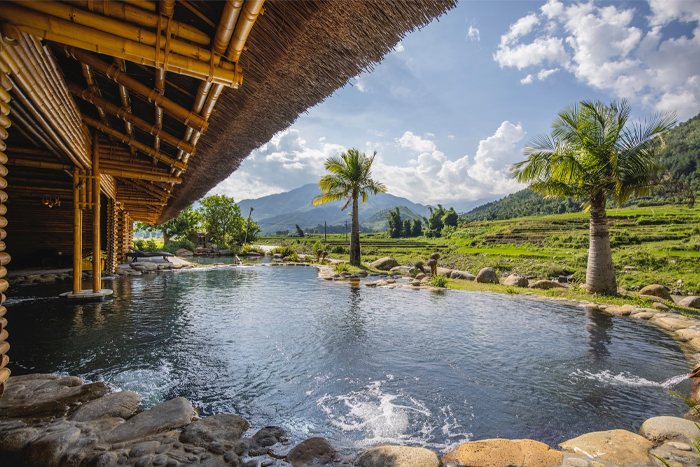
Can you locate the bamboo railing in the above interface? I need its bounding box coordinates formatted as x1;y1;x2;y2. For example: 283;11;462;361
0;72;11;391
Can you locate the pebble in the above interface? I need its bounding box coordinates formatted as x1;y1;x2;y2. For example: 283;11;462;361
166;461;178;467
153;455;168;466
155;445;169;454
135;456;152;467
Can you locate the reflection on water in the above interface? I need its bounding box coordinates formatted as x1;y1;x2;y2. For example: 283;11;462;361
5;267;692;453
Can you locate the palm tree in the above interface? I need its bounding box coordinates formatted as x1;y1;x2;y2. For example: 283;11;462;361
313;148;386;266
511;100;676;294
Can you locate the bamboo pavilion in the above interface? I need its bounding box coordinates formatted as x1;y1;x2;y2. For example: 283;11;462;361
0;0;455;391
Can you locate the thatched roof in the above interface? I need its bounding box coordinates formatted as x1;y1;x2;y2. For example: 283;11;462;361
158;0;456;223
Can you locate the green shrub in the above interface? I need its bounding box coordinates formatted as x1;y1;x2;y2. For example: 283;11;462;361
331;245;347;254
144;239;158;252
334;263;350;273
284;252;301;262
271;246;296;257
239;244;264;255
161;238;196;254
429;275;448;288
134;239;145;250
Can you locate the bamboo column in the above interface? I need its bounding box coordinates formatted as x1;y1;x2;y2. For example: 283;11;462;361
105;198;117;274
92;134;101;292
72;168;82;294
0;72;11;391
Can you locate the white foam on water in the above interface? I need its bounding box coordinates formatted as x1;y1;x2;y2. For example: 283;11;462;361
661;374;689;388
317;380;471;451
571;369;667;387
107;360;176;407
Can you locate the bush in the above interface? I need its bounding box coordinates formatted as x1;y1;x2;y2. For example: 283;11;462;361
284;252;301;262
144;239;158;252
429;275;448;288
331;245;347;254
134;239;145;250
161;238;197;254
271;246;296;257
239;244;264;255
334;263;350;273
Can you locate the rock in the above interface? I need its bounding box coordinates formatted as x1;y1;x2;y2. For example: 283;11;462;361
444;439;563;467
0;426;39;455
504;274;529;287
436;267;453;277
680;297;700;309
23;426;82;467
529;280;568;290
640;416;700;445
287;437;336;467
563;458;589;467
476;268;499;284
420;277;431;284
218;249;233;256
370;257;399;271
451;270;476;281
559;430;653;465
411;280;421;287
415;273;426;280
252;426;286;448
356;445;441;467
605;305;635;316
677;329;700;341
653;317;693;330
653;302;670;311
103;397;196;443
71;391;141;422
631;312;655;320
179;414;249;448
132;262;158;271
640;284;673;302
649;442;700;466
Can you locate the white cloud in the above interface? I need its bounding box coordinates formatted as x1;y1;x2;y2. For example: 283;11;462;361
353;75;367;92
467;26;480;42
209;129;344;201
494;1;700;120
521;74;534;84
394;42;405;53
376;122;527;204
448;135;455;140
537;67;559;80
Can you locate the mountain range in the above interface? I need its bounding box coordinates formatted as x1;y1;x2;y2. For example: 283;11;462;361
238;184;431;233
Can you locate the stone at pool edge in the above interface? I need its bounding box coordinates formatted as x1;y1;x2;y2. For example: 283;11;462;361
370;257;399;271
559;429;653;466
70;391;142;422
103;397;196;443
680;296;700;309
639;416;700;445
179;414;249;448
476;267;499;284
287;437;336;467
356;445;441;467
639;284;673;302
503;274;529;287
443;438;563;467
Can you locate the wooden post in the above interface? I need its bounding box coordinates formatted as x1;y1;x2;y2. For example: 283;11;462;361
72;167;82;294
0;73;11;390
92;134;101;292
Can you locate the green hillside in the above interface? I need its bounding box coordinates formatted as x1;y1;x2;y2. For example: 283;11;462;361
362;206;422;232
463;190;581;221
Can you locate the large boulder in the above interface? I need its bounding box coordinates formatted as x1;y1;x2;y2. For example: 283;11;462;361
529;280;568;290
639;284;673;302
652;316;694;331
444;439;562;467
356;445;441;467
70;391;141;422
370;257;399;271
559;430;653;465
639;416;700;445
680;296;700;309
476;268;499;284
179;414;249;448
451;270;476;281
176;248;193;256
287;437;336;467
103;397;196;443
436;267;453;277
504;274;529;287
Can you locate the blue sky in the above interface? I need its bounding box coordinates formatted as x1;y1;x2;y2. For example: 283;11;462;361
211;0;700;210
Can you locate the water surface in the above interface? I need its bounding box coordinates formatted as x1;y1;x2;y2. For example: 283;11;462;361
6;265;691;453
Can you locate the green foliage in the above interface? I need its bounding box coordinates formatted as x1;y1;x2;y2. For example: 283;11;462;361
429;275;448;288
427;205;445;237
136;206;201;243
387;208;402;238
284;252;301;262
199;194;244;248
161;238;196;254
442;207;459;228
411;218;423;236
334;263;350;273
463;189;582;222
239;244;264;255
402;218;412;238
271;246;297;257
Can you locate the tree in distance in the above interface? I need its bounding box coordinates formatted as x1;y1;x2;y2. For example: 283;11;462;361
199;194;245;249
313;148;387;266
295;224;305;237
511;99;676;294
135;205;201;244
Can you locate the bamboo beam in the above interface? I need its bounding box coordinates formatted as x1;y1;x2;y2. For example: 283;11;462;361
226;0;265;62
0;5;241;86
66;1;210;46
101;168;181;183
92;133;101;292
65;47;209;133
69;83;196;154
16;1;212;62
5;158;72;171
113;59;136;157
180;1;217;29
73;168;82;294
82;115;187;171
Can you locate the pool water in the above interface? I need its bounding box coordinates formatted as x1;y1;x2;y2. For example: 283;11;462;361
5;265;692;453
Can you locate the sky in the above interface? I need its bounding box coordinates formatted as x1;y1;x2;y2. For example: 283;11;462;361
210;0;700;211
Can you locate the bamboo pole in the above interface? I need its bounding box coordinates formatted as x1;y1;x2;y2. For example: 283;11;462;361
79;63;110;126
73;168;82;294
5;158;71;171
113;59;136;157
69;83;196;154
226;0;265;62
92;133;101;293
16;1;213;62
101;167;181;183
82;115;187;170
65;47;209;133
0;77;8;389
66;1;210;46
0;5;241;86
214;1;244;55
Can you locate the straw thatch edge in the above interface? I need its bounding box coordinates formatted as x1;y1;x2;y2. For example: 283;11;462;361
158;0;456;223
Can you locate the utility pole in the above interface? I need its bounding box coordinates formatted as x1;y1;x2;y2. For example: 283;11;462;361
243;207;254;245
345;220;347;243
324;221;327;242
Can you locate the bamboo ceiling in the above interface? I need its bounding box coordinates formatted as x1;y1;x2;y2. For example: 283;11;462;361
0;0;456;225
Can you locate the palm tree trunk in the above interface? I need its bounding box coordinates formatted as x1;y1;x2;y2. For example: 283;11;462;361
586;195;617;294
350;193;361;266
